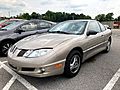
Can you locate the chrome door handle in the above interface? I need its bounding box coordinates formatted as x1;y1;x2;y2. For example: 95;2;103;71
101;35;104;37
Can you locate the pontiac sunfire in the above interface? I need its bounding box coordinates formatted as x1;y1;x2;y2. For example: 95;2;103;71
8;20;112;78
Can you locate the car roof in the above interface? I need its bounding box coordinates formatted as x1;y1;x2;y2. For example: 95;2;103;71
65;19;97;22
28;19;56;24
9;19;25;20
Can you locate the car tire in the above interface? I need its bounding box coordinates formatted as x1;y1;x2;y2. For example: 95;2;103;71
104;40;111;53
64;50;82;78
0;41;14;56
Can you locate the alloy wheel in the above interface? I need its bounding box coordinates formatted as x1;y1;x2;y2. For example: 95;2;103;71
70;55;81;74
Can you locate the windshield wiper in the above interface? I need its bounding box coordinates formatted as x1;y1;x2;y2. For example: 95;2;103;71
48;31;72;34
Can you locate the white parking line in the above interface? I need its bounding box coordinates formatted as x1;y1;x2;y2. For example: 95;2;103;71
0;61;38;90
3;76;17;90
0;65;3;69
2;61;8;64
103;68;120;90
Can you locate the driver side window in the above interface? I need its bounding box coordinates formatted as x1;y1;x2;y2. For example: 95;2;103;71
88;21;101;33
20;22;37;31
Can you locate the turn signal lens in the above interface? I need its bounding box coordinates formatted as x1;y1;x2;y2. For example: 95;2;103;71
54;64;63;69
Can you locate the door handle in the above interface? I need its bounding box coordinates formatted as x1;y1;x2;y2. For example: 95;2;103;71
101;35;104;37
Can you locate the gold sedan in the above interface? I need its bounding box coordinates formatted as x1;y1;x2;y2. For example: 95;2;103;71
8;20;112;78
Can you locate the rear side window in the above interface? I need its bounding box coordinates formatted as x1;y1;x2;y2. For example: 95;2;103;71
88;21;101;33
37;22;52;29
20;22;38;31
99;22;106;31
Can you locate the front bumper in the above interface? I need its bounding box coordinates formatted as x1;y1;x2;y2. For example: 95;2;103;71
8;58;66;77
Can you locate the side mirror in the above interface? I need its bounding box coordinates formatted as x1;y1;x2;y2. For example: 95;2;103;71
107;27;111;30
14;29;25;34
87;30;98;36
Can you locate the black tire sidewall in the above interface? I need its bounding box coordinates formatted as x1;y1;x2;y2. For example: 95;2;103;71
64;50;82;78
0;41;14;56
104;40;111;53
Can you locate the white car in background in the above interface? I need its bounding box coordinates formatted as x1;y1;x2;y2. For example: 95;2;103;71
104;25;111;30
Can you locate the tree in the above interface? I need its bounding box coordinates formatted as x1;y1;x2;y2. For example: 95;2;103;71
95;13;115;22
17;13;31;20
115;16;120;21
86;15;92;19
105;13;114;21
95;14;106;22
31;12;41;19
15;10;92;22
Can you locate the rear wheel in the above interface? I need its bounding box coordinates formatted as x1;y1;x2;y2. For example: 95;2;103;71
64;50;82;78
104;40;111;53
0;41;14;56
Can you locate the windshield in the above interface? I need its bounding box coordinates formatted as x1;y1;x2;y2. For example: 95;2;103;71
48;21;87;35
1;21;24;30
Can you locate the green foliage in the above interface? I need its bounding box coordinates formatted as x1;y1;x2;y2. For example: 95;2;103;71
95;13;114;22
31;12;41;19
115;16;120;21
17;13;31;20
13;11;120;22
42;11;91;22
95;14;106;22
105;13;114;21
16;10;91;22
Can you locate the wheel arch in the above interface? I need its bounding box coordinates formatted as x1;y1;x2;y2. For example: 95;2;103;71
0;38;16;45
109;36;112;43
67;47;83;60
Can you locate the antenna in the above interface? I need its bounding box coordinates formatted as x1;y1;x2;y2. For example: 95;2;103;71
8;11;10;18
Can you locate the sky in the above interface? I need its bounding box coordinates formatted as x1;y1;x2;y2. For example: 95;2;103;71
0;0;120;18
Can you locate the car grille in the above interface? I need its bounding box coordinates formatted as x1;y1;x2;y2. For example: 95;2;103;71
21;67;35;71
9;63;17;70
17;49;28;57
9;63;35;72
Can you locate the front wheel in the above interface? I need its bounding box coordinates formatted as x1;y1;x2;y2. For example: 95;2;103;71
64;50;82;78
0;41;14;56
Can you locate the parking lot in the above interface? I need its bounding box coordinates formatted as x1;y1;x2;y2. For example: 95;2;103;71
0;29;120;90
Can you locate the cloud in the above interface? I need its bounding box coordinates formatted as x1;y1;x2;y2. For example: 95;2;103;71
0;0;26;17
70;4;88;9
0;0;120;18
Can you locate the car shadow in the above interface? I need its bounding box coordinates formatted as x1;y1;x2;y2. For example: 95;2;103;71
83;51;106;64
19;52;105;86
20;74;71;89
0;56;7;58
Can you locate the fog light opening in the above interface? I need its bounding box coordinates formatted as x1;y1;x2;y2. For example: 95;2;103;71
35;68;45;74
41;68;45;73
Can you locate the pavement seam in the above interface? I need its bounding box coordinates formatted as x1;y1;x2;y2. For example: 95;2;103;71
0;65;3;69
0;61;38;90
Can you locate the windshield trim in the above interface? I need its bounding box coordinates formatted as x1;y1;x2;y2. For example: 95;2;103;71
48;21;88;35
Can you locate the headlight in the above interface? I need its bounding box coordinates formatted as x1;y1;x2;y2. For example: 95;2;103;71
23;49;52;58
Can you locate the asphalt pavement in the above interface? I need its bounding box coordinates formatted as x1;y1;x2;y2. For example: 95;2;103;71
0;29;120;90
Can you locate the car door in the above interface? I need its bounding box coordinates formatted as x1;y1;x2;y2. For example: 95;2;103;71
36;21;52;33
84;21;105;60
98;22;110;44
15;21;39;40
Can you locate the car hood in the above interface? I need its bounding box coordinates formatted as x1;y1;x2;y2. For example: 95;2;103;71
0;30;7;34
16;33;78;49
0;30;9;36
